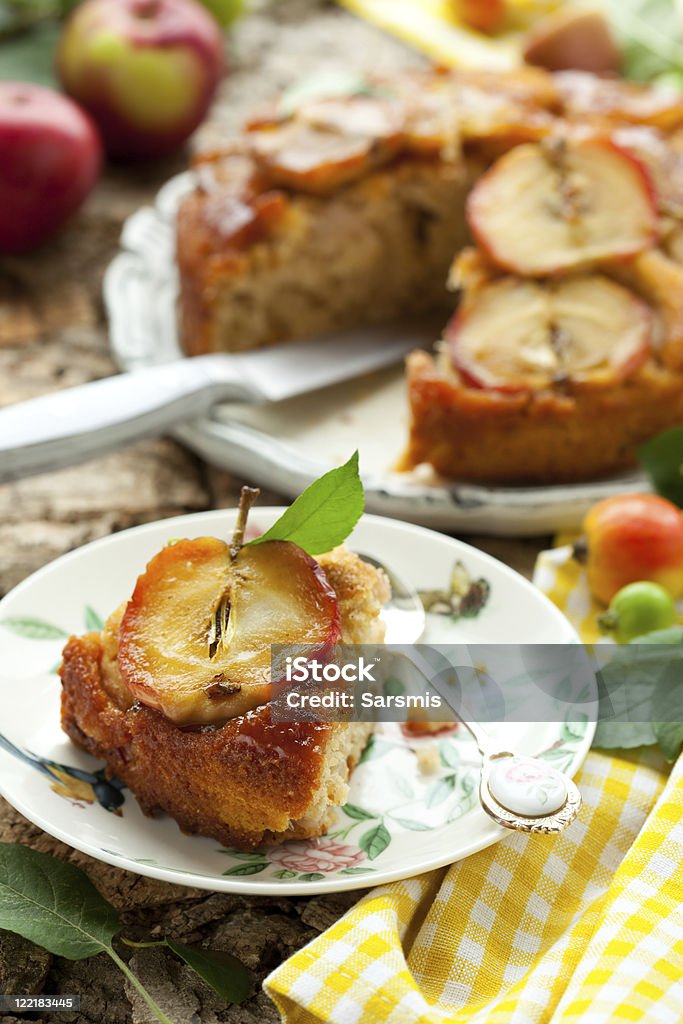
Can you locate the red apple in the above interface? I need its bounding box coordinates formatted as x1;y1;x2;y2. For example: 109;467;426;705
57;0;224;160
0;82;102;254
582;494;683;604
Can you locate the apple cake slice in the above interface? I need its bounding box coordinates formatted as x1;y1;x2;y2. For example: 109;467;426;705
176;65;683;483
60;494;389;850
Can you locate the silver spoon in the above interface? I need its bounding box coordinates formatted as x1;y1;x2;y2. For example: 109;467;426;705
357;553;426;644
456;716;582;835
377;597;582;834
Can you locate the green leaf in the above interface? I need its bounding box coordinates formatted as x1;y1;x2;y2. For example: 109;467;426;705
278;69;375;118
0;23;60;88
593;636;683;751
248;451;364;556
426;774;457;808
272;869;297;879
383;677;405;698
0;844;120;960
358;736;393;764
358;823;391;861
390;817;431;831
84;606;104;633
0;617;67;640
636;626;683;644
439;740;460;769
561;713;589;743
599;0;683;82
165;940;252;1004
651;653;683;760
340;866;374;875
222;862;268;877
217;848;265;860
638;426;683;507
342;803;376;821
654;721;683;761
298;872;326;882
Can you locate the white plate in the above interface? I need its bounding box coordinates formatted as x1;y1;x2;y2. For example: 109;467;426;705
0;510;594;894
103;173;648;537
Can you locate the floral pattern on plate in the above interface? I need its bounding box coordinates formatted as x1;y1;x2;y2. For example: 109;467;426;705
0;509;593;894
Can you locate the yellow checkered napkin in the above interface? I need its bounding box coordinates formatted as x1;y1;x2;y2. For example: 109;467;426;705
265;550;683;1022
266;752;683;1023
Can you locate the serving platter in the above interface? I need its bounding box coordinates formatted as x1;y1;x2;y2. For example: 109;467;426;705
0;509;594;894
103;173;648;538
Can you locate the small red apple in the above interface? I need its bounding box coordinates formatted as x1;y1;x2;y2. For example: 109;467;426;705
582;494;683;605
0;82;102;254
57;0;224;160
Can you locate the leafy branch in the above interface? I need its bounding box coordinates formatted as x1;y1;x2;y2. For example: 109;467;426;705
0;843;253;1024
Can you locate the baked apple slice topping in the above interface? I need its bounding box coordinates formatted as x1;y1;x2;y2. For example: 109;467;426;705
555;71;683;132
448;275;653;392
117;488;342;727
247;94;404;194
466;137;658;275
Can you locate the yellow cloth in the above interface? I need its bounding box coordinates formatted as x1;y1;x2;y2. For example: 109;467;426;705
264;548;682;1022
336;0;560;70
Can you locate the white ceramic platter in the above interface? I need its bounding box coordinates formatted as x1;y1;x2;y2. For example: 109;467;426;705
0;510;594;894
103;173;648;538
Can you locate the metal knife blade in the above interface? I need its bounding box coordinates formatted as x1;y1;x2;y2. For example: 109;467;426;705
0;319;436;483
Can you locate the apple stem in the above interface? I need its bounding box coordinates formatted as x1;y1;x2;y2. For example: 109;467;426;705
230;486;260;560
572;537;588;565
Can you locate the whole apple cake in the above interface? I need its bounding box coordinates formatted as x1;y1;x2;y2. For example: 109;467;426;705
60;522;389;850
176;67;683;484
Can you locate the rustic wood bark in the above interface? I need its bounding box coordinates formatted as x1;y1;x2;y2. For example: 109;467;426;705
0;2;544;1020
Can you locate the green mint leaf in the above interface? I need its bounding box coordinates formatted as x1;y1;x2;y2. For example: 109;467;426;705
0;844;120;960
638;426;683;507
165;940;252;1004
249;451;364;555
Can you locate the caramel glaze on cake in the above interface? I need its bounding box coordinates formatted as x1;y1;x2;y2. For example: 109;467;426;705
177;67;683;484
60;548;389;850
177;66;556;355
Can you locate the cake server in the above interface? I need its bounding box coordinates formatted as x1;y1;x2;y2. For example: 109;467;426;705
0;320;427;483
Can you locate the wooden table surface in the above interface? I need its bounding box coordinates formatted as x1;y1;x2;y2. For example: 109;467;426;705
0;3;547;1020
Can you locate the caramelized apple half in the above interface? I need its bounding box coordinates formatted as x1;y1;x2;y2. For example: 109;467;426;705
467;137;658;275
448;275;653;392
118;538;341;726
